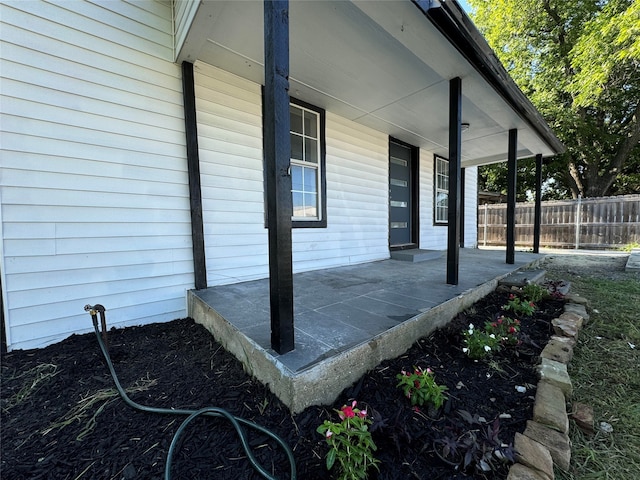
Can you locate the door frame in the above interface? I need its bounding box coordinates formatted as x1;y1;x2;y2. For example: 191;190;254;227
389;137;420;250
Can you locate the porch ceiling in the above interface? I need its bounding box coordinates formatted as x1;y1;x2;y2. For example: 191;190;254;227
177;0;561;167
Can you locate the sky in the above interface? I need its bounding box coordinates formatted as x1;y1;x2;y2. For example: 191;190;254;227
458;0;473;13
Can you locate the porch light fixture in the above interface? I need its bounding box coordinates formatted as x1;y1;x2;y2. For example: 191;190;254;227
461;122;470;132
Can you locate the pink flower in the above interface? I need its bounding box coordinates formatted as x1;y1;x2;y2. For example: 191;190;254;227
326;430;333;438
426;368;433;374
509;326;516;334
412;406;421;413
341;405;355;419
358;410;367;418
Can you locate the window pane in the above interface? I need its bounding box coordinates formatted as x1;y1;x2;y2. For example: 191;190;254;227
391;178;407;187
391;157;408;167
304;138;318;163
290;105;303;134
303;193;317;217
291;134;303;160
292;192;304;216
304;111;317;138
291;165;303;191
391;222;408;229
303;167;317;193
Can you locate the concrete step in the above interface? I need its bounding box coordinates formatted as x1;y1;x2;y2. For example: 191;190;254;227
625;248;640;272
499;269;546;288
390;249;443;263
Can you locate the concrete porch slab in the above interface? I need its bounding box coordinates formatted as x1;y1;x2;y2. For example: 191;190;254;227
188;248;543;412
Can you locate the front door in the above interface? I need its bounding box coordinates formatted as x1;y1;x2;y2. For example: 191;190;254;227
389;140;417;248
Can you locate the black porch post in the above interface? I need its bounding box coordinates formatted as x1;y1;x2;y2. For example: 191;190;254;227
460;167;465;248
533;154;543;253
447;77;462;285
264;0;294;354
506;129;518;264
181;61;207;290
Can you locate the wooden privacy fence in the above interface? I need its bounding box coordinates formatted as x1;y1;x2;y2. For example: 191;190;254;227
478;194;640;249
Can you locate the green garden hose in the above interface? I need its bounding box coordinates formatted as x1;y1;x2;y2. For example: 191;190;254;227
84;304;296;480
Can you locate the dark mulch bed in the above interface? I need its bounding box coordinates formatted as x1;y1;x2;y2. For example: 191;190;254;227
1;290;564;480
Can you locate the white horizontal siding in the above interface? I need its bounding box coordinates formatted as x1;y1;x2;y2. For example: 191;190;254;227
419;149;446;249
463;167;478;248
293;112;389;271
419;153;479;249
194;62;269;286
0;0;191;350
195;63;390;285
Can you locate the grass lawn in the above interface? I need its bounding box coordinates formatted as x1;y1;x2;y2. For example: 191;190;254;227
545;261;640;479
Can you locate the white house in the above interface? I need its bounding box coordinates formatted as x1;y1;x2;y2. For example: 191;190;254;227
0;0;563;352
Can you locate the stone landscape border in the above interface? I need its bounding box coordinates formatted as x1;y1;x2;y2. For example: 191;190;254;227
506;292;591;480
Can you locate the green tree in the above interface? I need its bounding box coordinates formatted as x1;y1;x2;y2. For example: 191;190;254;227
470;0;640;198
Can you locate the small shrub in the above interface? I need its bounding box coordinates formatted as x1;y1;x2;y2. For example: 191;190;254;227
503;294;536;317
485;316;521;347
396;366;448;409
462;324;501;359
522;283;548;303
317;401;380;480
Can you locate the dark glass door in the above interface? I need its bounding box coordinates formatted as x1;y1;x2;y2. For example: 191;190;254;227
389;141;414;247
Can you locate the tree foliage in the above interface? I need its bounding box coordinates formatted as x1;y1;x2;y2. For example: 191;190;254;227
470;0;640;198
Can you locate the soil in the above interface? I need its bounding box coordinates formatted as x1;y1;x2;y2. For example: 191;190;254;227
1;275;571;479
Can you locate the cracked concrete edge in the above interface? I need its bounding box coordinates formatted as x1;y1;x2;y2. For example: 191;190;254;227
508;293;587;479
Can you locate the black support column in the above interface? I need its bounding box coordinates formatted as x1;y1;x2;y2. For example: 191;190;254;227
264;0;294;354
533;154;543;253
460;167;465;248
506;129;518;264
181;61;207;290
447;77;462;285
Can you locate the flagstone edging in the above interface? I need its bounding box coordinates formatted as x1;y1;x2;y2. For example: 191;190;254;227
506;293;590;480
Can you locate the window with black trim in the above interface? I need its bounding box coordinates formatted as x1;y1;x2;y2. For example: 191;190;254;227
263;95;326;228
434;155;449;224
290;101;326;226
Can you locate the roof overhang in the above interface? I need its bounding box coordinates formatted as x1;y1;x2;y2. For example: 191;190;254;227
175;0;564;167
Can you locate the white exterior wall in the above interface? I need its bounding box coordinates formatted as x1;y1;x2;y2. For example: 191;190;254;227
294;113;389;271
0;0;192;350
463;167;479;248
419;151;478;250
194;63;390;286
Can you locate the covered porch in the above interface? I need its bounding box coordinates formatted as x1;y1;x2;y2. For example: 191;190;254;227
188;248;544;412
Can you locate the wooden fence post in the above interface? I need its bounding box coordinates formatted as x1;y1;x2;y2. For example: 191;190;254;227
575;195;582;250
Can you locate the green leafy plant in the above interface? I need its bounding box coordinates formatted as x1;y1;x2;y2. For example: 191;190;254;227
396;366;448;409
522;283;548;303
503;294;536;317
462;323;501;359
317;401;380;480
434;410;516;474
485;316;521;347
